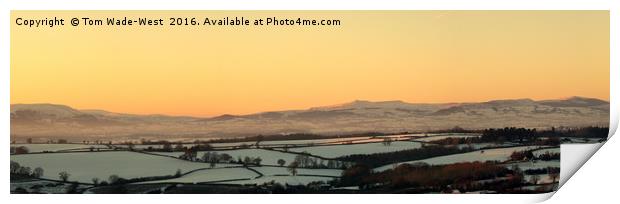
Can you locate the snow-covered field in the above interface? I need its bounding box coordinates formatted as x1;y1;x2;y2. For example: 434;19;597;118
532;147;560;157
10;151;239;183
524;174;557;185
374;146;545;171
210;136;375;148
10;180;88;194
139;167;259;184
412;134;481;142
215;175;335;185
452;143;516;150
288;141;423;158
504;160;560;171
11;144;110;153
152;149;312;166
251;166;342;177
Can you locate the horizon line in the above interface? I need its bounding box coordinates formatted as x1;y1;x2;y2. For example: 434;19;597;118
10;95;609;118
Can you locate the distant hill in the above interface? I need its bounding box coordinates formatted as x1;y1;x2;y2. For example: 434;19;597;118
10;97;609;142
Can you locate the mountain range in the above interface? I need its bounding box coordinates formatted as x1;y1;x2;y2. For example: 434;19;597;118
10;96;609;142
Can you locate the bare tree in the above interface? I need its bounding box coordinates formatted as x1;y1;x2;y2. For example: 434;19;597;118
175;169;182;177
10;161;20;174
32;167;44;178
253;157;263;166
92;178;100;186
277;159;286;167
287;161;299;176
220;153;232;163
529;174;540;185
59;171;70;182
108;174;120;184
19;167;31;175
382;138;393;146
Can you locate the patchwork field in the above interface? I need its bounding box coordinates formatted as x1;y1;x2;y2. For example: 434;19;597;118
11;151;239;183
215;175;335;185
374;146;545;171
288;141;423;158
139;167;259;184
11;144;110;153
152;149;312;166
251;166;342;177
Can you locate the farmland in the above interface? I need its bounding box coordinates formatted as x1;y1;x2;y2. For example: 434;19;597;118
10;129;564;194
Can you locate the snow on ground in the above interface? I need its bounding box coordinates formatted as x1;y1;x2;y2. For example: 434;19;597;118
10;151;239;183
524;174;557;185
453;143;515;150
412;134;481;142
251;166;342;177
152;149;309;166
532;147;560;157
209;136;374;148
288;141;423;158
11;144;110;153
504;160;560;171
10;180;86;194
138;167;258;184
215;175;335;185
374;146;545;171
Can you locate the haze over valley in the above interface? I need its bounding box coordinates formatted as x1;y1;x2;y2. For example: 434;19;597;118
10;96;609;142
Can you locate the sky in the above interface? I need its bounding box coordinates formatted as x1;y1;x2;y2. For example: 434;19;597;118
11;11;609;117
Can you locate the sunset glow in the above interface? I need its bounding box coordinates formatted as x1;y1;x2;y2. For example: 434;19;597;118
11;11;609;117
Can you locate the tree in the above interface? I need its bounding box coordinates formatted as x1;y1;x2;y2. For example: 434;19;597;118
207;152;219;168
162;143;173;152
243;156;252;166
340;164;372;189
549;172;559;183
220;153;232;163
294;153;312;168
10;161;20;174
127;143;135;151
108;174;120;184
175;169;182;177
32;167;44;178
18;166;31;175
92;178;100;186
253;157;263;166
382;138;393;146
59;171;70;182
529;174;540;185
256;135;264;148
287;161;299;176
277;159;286;166
201;152;213;162
174;143;184;151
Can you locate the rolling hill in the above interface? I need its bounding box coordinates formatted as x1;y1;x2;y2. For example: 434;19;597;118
10;96;609;142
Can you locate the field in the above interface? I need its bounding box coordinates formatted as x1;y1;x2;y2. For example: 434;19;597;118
252;166;342;177
11;144;110;153
153;149;312;166
411;134;481;142
215;175;335;185
11;151;238;183
139;167;259;184
287;141;423;158
10;132;563;194
374;146;546;171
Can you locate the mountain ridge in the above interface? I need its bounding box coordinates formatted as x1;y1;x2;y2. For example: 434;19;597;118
10;96;609;141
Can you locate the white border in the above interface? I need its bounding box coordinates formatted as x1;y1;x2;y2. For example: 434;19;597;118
1;0;618;203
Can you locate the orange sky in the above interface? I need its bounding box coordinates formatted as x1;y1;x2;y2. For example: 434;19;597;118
11;11;609;117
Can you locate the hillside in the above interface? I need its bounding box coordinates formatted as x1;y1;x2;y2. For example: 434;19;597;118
10;97;609;142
